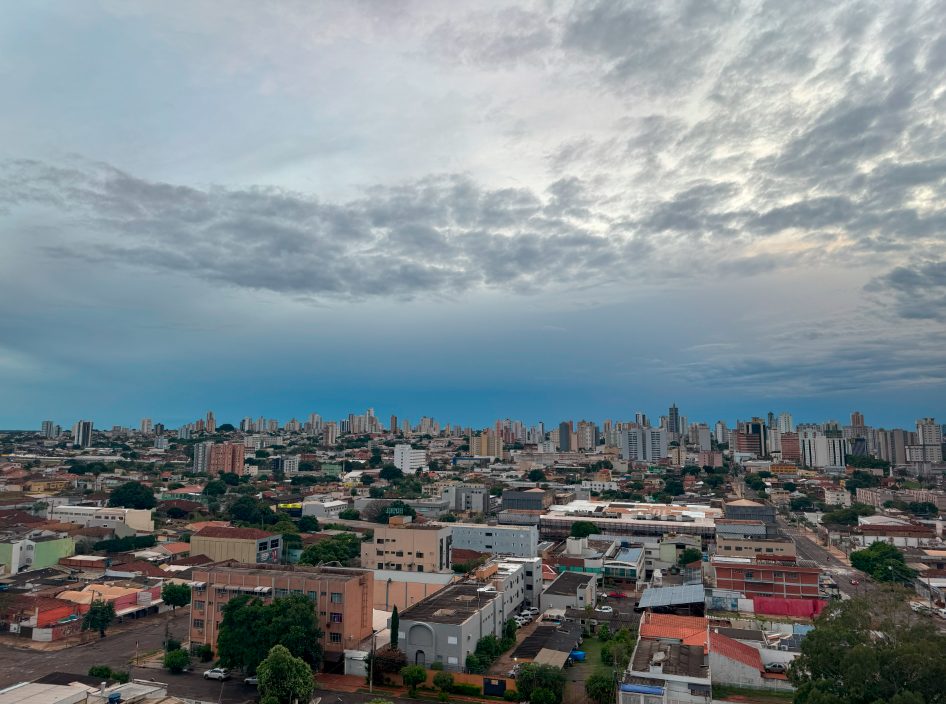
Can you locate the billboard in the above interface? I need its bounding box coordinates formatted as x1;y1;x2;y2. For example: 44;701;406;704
257;548;280;564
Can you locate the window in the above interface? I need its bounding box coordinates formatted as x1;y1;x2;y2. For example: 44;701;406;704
258;543;267;552
746;571;754;579
194;601;205;610
395;564;402;571
196;585;206;595
330;592;343;603
377;538;384;544
755;548;762;552
290;589;302;596
448;657;458;664
416;565;423;572
485;545;492;549
766;548;774;552
218;603;225;611
416;552;424;558
330;632;341;643
447;636;458;644
270;539;280;549
526;571;533;576
217;588;226;598
485;533;493;536
308;591;317;599
396;551;403;557
275;588;288;598
330;613;343;623
526;584;532;590
735;546;742;551
377;550;383;556
788;573;798;579
193;619;204;628
772;572;783;578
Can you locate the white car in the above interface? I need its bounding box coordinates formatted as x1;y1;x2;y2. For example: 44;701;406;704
204;669;230;681
524;607;540;616
595;606;613;613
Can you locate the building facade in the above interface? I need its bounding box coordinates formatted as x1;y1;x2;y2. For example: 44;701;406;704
711;556;822;599
449;524;538;557
361;522;452;572
190;527;283;563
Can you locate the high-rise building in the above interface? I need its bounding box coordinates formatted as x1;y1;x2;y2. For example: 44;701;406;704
618;428;668;461
850;412;865;427
240;417;253;432
914;418;943;462
714;421;728;444
268;419;279;433
734;418;767;457
576;421;598;450
178;426;191;440
558;421;571;451
153;423;165;436
41;421;54;438
73;420;94;448
401;418;411;436
800;435;845;468
668;404;680;435
394;444;427;474
767;411;775;429
777;413;794;433
322;422;338;445
390;415;398;434
469;432;503;458
154;436;169;450
206;411;216;434
141;418;152;434
780;432;800;461
210;441;245;476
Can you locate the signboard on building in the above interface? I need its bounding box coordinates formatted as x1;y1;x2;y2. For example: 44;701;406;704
257;548;280;563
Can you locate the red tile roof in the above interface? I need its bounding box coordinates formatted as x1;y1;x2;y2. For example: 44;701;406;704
640;613;709;652
170;554;214;566
194;526;275;540
709;631;764;671
160;542;190;554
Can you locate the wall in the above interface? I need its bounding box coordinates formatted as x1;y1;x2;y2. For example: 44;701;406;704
388;668;516;691
34;537;76;570
373;576;453;611
708;652;767;688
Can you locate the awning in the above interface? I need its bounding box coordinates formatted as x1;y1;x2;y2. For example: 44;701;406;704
224;584;242;590
254;586;272;593
188;581;206;587
115;605;147;616
621;685;664;695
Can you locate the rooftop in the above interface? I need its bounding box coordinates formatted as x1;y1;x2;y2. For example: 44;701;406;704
543;571;596;595
640;612;709;652
398;583;502;624
196;561;370;581
637;584;706;609
709;630;763;671
193;526;275;540
630;640;709;680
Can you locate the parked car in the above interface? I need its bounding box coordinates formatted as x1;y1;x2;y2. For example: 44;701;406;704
937;608;946;619
244;676;259;686
849;580;859;585
595;606;613;613
507;664;520;679
765;663;787;674
524;607;540;616
609;591;627;599
204;669;230;681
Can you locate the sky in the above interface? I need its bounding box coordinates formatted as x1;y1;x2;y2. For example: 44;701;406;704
1;0;945;432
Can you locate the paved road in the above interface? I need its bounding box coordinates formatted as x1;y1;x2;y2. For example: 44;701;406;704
775;517;873;600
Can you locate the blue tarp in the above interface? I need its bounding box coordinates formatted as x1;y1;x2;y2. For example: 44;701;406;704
621;685;664;695
570;651;585;660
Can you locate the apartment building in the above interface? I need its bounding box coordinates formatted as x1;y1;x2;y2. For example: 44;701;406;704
468;433;503;458
501;488;553;511
540;571;597;611
440;485;488;513
395;582;507;668
188;562;373;664
394;445;427;474
823;488;851;507
209;441;245;476
714;520;796;558
361;519;452;572
449;524;538;557
190;526;283;564
711;556;822;599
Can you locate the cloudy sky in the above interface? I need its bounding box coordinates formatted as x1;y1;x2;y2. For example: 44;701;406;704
2;0;945;431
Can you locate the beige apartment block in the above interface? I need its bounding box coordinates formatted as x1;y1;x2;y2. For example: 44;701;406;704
715;535;796;557
190;526;283;563
361;517;452;573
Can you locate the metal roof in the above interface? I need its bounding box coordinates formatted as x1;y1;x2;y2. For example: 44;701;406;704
638;584;705;608
615;548;643;563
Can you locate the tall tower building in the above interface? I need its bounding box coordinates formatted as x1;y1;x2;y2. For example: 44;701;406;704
141;418;153;434
206;411;216;434
668;405;680;435
558;421;571;451
850;412;865;428
73;420;94;448
390;415;398;434
777;413;794;433
322;422;338;445
41;421;54;438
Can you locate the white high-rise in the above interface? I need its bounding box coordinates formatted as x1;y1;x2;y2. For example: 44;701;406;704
141;418;152;433
394;444;427;474
714;421;728;444
73;420;94;448
41;421;54;438
618;428;668;461
777;413;794;433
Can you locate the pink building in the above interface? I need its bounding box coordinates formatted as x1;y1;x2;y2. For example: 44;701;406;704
698;451;723;468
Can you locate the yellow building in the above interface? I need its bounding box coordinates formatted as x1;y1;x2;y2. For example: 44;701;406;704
361;517;452;573
191;526;283;563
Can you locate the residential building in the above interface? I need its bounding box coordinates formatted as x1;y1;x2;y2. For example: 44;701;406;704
823;489;851;507
908;419;943;462
449;524;538;557
371;568;460;611
779;433;801;462
799;433;845;468
73;420;93;448
394;444;427;474
468;432;503;458
878;429;909;465
577;420;599;450
209;441;245;476
711;556;822;599
714;421;728;445
714;520;796;558
558;421;572;451
395;582;509;668
619;428;669;461
441;485;488;513
697;451;723;468
206;411;216;433
777;413;794;433
501;488;554;511
540;571;597;611
621;639;710;704
323;421;338;445
190;526;283;563
362;520;452;572
141;418;152;434
602;547;645;589
41;421;54;438
668;405;680;435
188;562;373;665
178;426;191;440
0;534;75;575
734;418;767;457
193;441;213;474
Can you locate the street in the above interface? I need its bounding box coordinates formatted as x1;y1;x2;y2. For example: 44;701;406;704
775;517;874;600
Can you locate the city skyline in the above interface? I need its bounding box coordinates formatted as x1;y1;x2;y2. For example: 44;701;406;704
1;2;945;429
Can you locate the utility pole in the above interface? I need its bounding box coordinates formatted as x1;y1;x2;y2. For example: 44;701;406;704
369;630;377;693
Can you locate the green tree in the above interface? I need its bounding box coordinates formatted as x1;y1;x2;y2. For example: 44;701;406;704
108;481;156;510
440;513;457;522
216;594;324;674
598;623;611;641
82;599;115;637
504;618;517;641
297;533;360;566
528;469;546;482
585;669;615;704
162;582;192;611
298;515;320;532
255;449;271;458
571;521;598;539
400;665;427;689
845;470;882;495
531;690;556;704
339;508;360;520
678;547;702;566
433;671;454;693
372;500;417;524
203;480;228;497
258;644;314;704
850;542;917;582
218;423;235;432
379;466;403;481
220;472;241;486
465;653;484;673
516;664;566;704
163;649;190;674
391;605;400;650
88;666;129;684
490;484;505;496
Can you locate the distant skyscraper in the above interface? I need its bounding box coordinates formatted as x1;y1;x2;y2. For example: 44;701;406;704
73;420;93;448
915;418;943;462
154;436;169;450
850;412;864;427
178;426;191;440
668;405;679;435
767;412;775;429
558;421;571;451
401;419;411;436
141;418;152;434
390;415;398;434
209;441;245;476
193;441;213;473
153;423;165;436
714;421;728;444
268;419;279;433
41;421;54;438
322;421;338;445
777;413;794;433
206;411;216;433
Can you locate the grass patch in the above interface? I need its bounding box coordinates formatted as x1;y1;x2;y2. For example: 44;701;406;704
128;649;162;664
713;685;794;703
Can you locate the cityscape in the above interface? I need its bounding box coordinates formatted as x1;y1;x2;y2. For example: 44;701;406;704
3;2;946;704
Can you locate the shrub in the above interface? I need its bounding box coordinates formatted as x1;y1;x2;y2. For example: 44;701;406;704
433;672;454;693
452;684;481;696
531;689;556;704
503;691;520;702
438;693;450;703
164;648;190;674
400;665;427;689
87;666;129;684
165;637;182;652
407;687;417;698
197;644;214;662
465;653;484;674
430;661;444;671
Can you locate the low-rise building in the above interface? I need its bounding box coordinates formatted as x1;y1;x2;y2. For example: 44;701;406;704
188;562;374;666
620;639;710;704
440;485;488;514
0;534;75;575
711;556;822;599
502;488;554;512
449;524;538;557
714;520;796;558
190;526;283;564
540;571;597;612
361;519;452;573
301;499;349;519
49;506;154;534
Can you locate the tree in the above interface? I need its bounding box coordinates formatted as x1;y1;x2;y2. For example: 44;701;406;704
88;666;129;684
516;664;566;704
850;542;917;582
367;645;407;683
368;500;417;524
339;508;360;520
379;466;403;481
162;582;191;612
789;592;946;704
822;504;875;526
440;513;457;522
298;533;361;566
528;469;546;482
216;594;324;674
845;470;881;495
400;665;427;689
504;618;517;642
257;644;314;704
390;605;400;650
220;472;241;486
433;671;454;693
218;423;235;432
571;521;598;539
598;623;611;641
682;465;701;476
678;547;702;566
298;515;320;532
82;599;115;638
163;648;190;673
108;481;156;510
203;480;228;497
585;669;615;704
256;450;271;458
783;482;797;492
531;691;556;704
490;484;505;496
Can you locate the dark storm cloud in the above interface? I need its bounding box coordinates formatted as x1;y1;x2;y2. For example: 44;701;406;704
868;260;946;321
